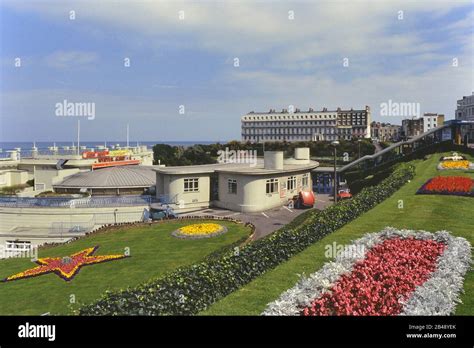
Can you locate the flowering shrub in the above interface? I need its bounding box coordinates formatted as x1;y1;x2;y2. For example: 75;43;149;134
262;228;471;316
172;223;227;239
417;176;474;197
78;164;415;315
438;160;471;170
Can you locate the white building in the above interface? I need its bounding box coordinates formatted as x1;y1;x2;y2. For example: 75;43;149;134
241;106;371;143
456;92;474;141
154;148;318;213
422;113;444;133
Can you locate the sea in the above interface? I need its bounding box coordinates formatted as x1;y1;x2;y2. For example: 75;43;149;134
0;141;223;158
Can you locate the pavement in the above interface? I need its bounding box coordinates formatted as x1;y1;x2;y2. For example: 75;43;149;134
180;193;333;240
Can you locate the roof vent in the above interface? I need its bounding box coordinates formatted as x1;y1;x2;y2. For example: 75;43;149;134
264;151;283;170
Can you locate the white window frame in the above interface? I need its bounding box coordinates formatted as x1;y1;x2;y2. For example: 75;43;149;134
266;178;279;194
228;179;237;194
287;176;297;190
184;178;199;192
302;173;309;188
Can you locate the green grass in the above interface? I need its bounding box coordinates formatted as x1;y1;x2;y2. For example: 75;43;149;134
202;152;474;315
0;220;251;315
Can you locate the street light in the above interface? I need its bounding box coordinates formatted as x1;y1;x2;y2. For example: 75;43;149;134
331;140;340;203
358;139;362;159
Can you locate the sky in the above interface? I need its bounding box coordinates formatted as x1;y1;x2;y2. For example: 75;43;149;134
0;0;473;142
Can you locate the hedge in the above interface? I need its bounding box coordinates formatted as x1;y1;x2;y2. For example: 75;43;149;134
78;163;416;315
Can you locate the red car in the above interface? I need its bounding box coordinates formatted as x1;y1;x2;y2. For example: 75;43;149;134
337;189;352;200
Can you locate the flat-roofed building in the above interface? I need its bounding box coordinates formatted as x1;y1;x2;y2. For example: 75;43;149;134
370;122;402;142
455;92;474;142
154;148;318;213
402;117;424;139
423;113;444;133
241;106;370;143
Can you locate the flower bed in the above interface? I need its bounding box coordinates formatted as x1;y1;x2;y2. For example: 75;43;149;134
416;176;474;197
440;154;466;161
262;228;471;316
172;223;228;239
2;246;128;282
437;160;473;170
78;164;415;315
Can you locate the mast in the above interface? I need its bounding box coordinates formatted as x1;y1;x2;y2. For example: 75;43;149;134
126;123;130;148
77;120;81;156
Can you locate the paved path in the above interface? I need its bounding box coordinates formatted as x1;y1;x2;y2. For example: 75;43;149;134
181;193;333;240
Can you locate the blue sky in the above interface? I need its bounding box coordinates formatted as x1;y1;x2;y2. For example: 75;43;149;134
0;0;473;142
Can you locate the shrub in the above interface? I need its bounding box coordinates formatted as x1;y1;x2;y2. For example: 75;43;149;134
78;163;415;315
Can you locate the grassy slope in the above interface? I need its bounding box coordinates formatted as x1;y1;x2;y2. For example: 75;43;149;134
0;220;250;315
202;152;474;315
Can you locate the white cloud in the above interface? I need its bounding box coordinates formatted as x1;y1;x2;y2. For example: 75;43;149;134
2;0;473;140
44;50;99;69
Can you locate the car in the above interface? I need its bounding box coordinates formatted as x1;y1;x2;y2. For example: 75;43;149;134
149;205;177;220
337;189;352;200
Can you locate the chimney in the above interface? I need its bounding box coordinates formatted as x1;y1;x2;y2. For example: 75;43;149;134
264;151;284;170
294;147;310;161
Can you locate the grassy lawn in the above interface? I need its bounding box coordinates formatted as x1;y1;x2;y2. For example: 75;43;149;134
202;152;474;315
0;219;251;315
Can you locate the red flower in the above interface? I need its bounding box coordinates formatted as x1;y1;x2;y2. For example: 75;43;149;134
418;176;473;195
302;238;445;316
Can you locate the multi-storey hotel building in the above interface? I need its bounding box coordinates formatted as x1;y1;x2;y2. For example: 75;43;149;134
455;92;474;141
241;106;371;143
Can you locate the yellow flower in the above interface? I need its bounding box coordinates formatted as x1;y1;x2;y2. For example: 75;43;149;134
178;223;223;236
440;160;470;169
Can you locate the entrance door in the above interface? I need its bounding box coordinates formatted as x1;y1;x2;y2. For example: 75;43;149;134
210;174;219;201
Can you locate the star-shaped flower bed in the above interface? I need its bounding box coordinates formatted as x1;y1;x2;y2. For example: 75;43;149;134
2;246;129;282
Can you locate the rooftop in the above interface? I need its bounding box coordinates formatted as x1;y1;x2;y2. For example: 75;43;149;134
244;106;370;116
54;165;157;189
154;159;319;175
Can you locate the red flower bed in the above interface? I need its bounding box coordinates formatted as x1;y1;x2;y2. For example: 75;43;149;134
302;238;445;316
417;176;474;197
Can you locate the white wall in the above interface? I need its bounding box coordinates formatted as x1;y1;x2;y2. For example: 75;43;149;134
0;170;29;188
156;173;211;212
216;170;312;212
34;167;81;190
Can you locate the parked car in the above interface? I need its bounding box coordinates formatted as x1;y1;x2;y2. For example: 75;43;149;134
337;189;352;200
149;205;177;220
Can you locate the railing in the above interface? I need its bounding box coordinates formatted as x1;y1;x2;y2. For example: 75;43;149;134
0;195;157;208
157;194;179;205
337;123;453;173
50;219;96;235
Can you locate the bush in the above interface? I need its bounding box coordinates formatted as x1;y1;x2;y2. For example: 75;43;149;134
78;163;415;315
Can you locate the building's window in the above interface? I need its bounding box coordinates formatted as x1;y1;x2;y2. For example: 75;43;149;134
184;178;199;192
266;178;279;194
228;179;237;194
302;173;309;187
287;176;296;190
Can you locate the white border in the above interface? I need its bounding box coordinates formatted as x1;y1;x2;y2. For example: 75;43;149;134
262;227;472;316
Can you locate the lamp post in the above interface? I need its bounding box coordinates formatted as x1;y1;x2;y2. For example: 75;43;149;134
358;139;362;159
331;140;339;203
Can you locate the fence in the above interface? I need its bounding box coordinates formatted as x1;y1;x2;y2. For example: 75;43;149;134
50;219;96;235
49;210;148;235
0;195;157;208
